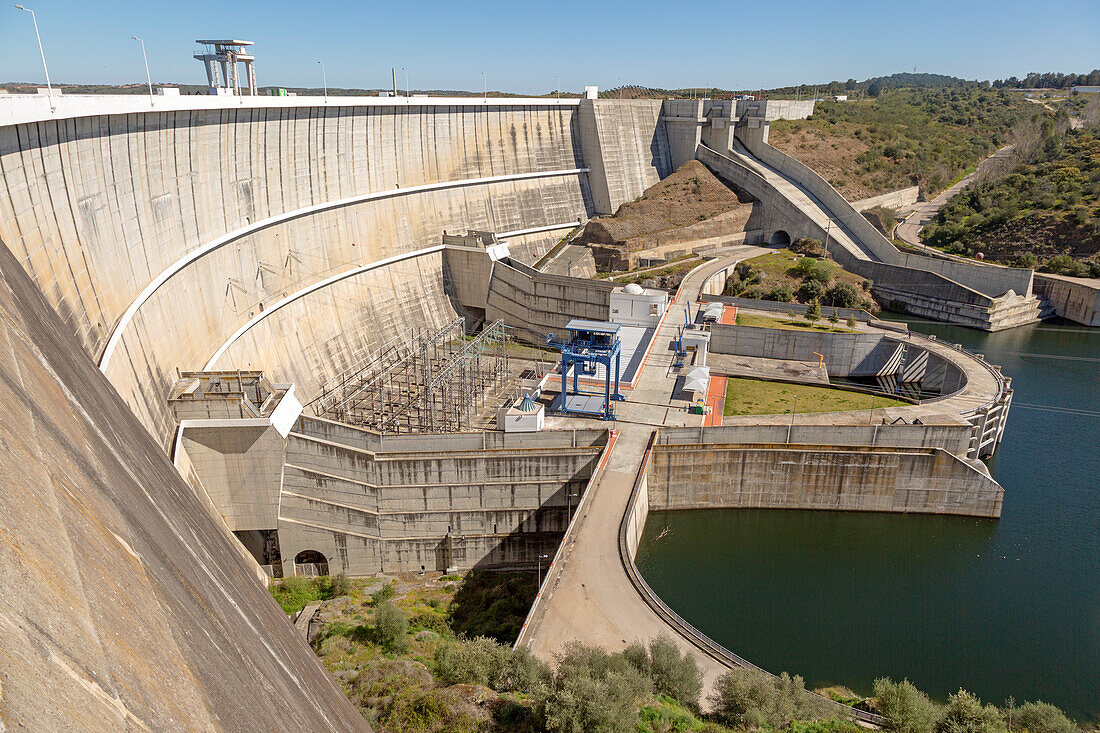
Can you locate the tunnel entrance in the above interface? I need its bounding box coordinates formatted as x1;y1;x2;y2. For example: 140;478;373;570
769;230;791;246
294;550;329;577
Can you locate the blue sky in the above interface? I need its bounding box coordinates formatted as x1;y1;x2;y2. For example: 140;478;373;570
2;0;1097;92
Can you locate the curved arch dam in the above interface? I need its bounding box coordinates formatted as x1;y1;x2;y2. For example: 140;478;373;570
0;93;1024;727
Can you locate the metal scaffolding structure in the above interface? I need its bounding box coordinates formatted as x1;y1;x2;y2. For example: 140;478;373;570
312;318;512;433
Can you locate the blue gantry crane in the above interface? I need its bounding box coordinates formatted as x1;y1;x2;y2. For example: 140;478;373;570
545;319;625;420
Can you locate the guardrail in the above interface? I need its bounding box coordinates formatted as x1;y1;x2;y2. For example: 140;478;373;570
617;431;889;727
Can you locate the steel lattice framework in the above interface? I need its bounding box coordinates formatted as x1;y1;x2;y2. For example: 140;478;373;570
312;318;511;433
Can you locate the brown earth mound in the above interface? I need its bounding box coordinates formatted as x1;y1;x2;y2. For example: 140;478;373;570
578;160;752;247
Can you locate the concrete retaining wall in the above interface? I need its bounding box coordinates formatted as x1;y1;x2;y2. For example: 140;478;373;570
709;324;902;377
658;423;974;458
278;418;609;574
485;258;616;343
1034;273;1100;326
853;186;921;212
737;134;1035;300
648;442;1002;517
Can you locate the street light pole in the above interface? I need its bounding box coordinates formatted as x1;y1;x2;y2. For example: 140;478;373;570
555;74;559;100
317;60;327;103
402;66;408;97
131;36;153;106
482;72;486;100
537;554;549;587
14;4;54;111
566;492;579;519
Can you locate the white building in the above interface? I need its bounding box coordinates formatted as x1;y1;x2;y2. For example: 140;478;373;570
609;283;668;327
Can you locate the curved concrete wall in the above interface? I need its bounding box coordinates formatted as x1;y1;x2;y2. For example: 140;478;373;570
0;100;593;442
736;133;1035;299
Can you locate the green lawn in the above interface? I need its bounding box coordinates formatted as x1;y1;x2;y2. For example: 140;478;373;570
735;312;859;334
724;377;907;416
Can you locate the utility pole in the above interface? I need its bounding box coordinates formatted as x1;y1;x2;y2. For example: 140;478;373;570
317;60;327;103
391;67;397;96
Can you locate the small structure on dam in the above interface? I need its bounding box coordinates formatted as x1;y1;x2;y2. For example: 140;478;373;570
547;319;627;419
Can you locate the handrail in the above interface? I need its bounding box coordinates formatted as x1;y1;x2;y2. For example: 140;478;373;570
617;430;889;727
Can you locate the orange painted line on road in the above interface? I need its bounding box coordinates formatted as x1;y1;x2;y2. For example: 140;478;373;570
704;375;726;427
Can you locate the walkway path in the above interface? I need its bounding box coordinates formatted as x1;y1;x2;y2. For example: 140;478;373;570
895;146;1014;251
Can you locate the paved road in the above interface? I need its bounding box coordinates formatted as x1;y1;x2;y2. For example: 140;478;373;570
524;249;769;705
895;146;1015;250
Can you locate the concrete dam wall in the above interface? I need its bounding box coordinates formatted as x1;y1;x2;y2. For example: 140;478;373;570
0;97;605;444
0;234;367;730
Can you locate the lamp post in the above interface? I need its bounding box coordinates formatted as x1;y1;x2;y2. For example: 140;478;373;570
317;60;327;103
402;66;409;97
555;74;559;100
131;36;153;106
566;492;579;519
14;4;54;111
537;554;549;587
482;72;486;100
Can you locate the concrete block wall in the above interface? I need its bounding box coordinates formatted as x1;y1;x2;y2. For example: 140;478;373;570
648;443;1003;517
708;325;904;378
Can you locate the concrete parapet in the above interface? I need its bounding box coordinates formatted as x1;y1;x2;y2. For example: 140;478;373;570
852;186;921;212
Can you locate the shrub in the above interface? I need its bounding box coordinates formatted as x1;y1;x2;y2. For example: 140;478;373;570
798;279;826;301
936;690;1003;733
791;237;825;257
824;282;862;308
828;309;841;324
434;635;507;687
874;678;939;733
536;642;650;733
270;575;324;614
409;609;451;635
739;285;768;300
373;601;409;654
709;668;832;728
622;635;702;710
768;284;795;302
1012;701;1076;733
792;257;836;283
846;316;858;329
370;581;396;605
1012;252;1039;269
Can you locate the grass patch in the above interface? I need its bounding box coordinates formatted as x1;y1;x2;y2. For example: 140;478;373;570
724;377;907;416
735;313;858;333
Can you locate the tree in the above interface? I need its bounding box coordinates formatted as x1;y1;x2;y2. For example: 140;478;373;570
768;284;795;302
873;678;939;733
798;279;826;302
1012;702;1075;733
373;601;409;653
631;635;703;710
828;309;840;324
846;316;858;329
825;282;862;308
804;300;821;325
709;668;832;728
937;690;1005;733
536;642;650;733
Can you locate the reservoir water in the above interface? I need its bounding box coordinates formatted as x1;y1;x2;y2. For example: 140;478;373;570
635;318;1100;719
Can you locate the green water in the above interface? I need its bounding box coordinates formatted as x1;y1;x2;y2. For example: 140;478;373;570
636;318;1100;719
